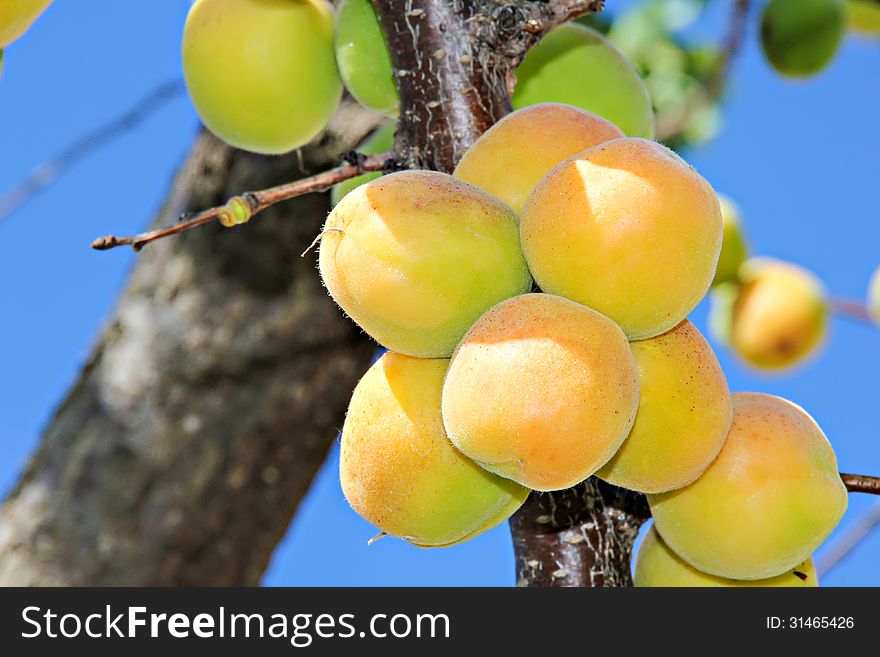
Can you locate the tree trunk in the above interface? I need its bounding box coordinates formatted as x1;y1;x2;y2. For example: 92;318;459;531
0;100;382;585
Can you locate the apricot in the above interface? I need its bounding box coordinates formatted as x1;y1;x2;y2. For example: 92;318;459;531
649;392;847;580
868;266;880;326
319;171;532;358
335;0;397;116
712;195;749;287
0;0;51;48
453;104;623;215
521;138;722;340
846;0;880;35
330;122;394;206
634;526;819;588
761;0;844;78
340;353;528;547
441;293;640;491
512;24;655;139
728;258;828;370
597;321;733;494
182;0;342;155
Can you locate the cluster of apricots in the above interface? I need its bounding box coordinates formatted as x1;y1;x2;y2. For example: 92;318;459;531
318;102;848;587
181;0;654;155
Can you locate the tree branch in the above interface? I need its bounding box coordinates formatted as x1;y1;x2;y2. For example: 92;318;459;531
0;80;186;228
842;473;880;495
830;297;874;325
91;152;394;251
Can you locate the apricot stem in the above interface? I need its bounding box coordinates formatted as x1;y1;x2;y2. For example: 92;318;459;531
91;151;393;251
842;472;880;495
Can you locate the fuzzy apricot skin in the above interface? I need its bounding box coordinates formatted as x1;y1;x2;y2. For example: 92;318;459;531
649;392;847;581
512;24;655;139
634;526;819;588
521;138;722;340
453;104;623;215
0;0;51;48
340;353;529;547
728;258;828;371
182;0;342;155
597;321;733;494
441;293;640;491
319;171;532;358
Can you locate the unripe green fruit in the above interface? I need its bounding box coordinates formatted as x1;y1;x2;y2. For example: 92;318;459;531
512;24;655;139
335;0;397;116
634;527;819;588
712;195;749;287
0;0;51;48
868;265;880;326
340;352;529;547
319;171;532;358
649;392;847;580
182;0;342;155
331;123;394;206
760;0;845;78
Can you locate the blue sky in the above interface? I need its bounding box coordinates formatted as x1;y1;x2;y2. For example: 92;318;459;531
0;1;877;587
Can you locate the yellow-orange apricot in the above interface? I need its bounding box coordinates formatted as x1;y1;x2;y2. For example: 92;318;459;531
521;138;722;340
634;526;819;587
0;0;51;48
453;104;623;215
319;171;532;358
340;352;529;547
649;392;847;580
441;293;640;491
597;321;732;494
728;258;828;370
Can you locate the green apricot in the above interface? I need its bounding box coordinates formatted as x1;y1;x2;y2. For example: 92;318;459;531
512;24;655;138
335;0;397;116
331;122;394;206
712;195;749;287
760;0;845;78
182;0;342;155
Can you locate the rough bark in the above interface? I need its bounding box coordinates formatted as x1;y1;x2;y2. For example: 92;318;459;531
0;100;382;585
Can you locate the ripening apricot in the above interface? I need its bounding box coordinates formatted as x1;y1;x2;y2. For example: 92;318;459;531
712;195;749;287
340;353;529;547
319;171;532;358
335;0;397;116
0;0;51;48
727;258;828;370
868;266;880;326
649;393;847;580
330;122;394;205
442;293;640;491
182;0;342;155
634;526;819;588
512;24;655;138
521;138;722;340
761;0;844;78
597;321;733;494
846;0;880;35
454;104;623;215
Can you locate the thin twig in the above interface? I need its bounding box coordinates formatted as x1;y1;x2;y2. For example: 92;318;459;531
816;502;880;578
842;473;880;495
91;152;393;252
0;79;186;227
830;297;874;325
